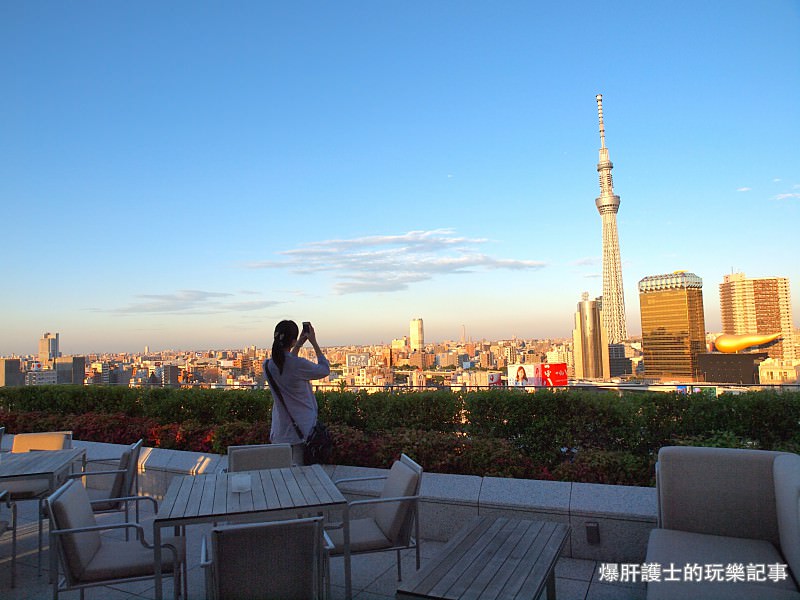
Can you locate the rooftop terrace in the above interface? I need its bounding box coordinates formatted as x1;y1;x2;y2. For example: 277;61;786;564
0;438;650;600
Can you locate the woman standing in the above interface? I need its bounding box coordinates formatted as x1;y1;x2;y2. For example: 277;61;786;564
265;320;330;465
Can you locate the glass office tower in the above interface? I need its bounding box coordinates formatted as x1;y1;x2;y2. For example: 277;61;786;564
639;272;706;381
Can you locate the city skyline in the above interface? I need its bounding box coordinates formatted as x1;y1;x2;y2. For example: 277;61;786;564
1;2;799;355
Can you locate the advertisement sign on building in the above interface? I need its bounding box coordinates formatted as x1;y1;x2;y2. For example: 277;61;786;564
507;363;568;387
533;363;568;387
346;353;370;368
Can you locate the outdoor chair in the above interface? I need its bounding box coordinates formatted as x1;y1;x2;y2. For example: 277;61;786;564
226;443;293;472
5;431;74;575
1;490;18;587
68;439;143;538
646;446;800;600
10;431;72;453
46;479;187;600
201;516;330;600
327;453;423;581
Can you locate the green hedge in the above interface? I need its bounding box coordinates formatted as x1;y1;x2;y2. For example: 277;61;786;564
2;386;799;486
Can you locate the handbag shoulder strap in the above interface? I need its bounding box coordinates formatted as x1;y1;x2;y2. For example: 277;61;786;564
265;359;305;441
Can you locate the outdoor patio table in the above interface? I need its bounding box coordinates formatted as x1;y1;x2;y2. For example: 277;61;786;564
396;515;570;600
152;464;352;599
0;448;85;487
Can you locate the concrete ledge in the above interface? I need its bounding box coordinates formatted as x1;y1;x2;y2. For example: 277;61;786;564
569;482;657;562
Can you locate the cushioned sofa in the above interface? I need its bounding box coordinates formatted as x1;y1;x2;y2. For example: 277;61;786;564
646;446;800;599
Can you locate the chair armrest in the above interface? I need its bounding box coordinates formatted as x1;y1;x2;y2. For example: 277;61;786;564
348;495;420;508
323;530;334;551
334;475;388;485
89;494;159;512
199;535;211;568
51;522;145;538
68;468;126;479
85;457;124;464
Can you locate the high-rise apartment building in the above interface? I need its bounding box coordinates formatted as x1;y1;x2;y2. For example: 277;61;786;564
719;273;796;361
0;358;23;387
639;272;706;381
55;356;86;385
409;318;424;353
595;94;627;344
38;332;60;364
572;293;610;379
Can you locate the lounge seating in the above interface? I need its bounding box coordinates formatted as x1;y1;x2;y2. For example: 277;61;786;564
328;453;423;581
646;446;800;600
227;443;293;472
0;490;17;587
201;516;330;599
46;479;187;600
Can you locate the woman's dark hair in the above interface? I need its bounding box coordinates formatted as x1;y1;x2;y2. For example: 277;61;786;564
271;320;299;374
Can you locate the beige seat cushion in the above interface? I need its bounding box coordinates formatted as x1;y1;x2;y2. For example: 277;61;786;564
80;535;183;582
657;446;783;546
774;453;800;586
228;444;293;471
646;528;800;600
374;461;418;544
51;481;102;579
88;449;131;512
11;432;71;453
327;517;391;554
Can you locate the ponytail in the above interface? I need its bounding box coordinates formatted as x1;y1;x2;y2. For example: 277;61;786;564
271;320;299;374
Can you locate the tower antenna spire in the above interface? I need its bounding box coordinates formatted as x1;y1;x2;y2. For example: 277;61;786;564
596;94;606;149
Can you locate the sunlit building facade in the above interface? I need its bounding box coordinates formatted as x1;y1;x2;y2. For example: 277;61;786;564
409;318;424;354
719;273;796;361
572;293;610;379
639;272;706;381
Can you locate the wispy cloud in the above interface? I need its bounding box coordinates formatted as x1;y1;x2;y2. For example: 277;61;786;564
736;187;751;192
774;193;800;201
572;256;600;267
102;290;281;315
247;229;546;294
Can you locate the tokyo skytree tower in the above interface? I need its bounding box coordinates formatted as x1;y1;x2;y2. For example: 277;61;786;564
595;94;627;343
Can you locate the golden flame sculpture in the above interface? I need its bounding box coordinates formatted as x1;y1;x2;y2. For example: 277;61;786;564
713;333;782;353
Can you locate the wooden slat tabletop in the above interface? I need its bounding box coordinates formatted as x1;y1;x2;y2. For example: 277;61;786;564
0;448;84;479
154;464;346;525
397;516;569;600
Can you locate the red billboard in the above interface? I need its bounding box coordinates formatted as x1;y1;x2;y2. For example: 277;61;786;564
532;363;568;387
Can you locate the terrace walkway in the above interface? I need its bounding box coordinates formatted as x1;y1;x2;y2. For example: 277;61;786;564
0;484;646;600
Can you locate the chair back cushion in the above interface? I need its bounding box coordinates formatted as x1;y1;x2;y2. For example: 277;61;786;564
228;444;293;472
374;460;419;544
657;446;782;546
212;517;322;599
106;448;132;509
12;431;71;452
774;453;800;584
50;481;102;580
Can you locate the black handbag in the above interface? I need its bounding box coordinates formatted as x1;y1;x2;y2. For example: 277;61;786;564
265;360;333;465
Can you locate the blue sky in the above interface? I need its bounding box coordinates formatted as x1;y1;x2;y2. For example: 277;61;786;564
1;1;799;355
